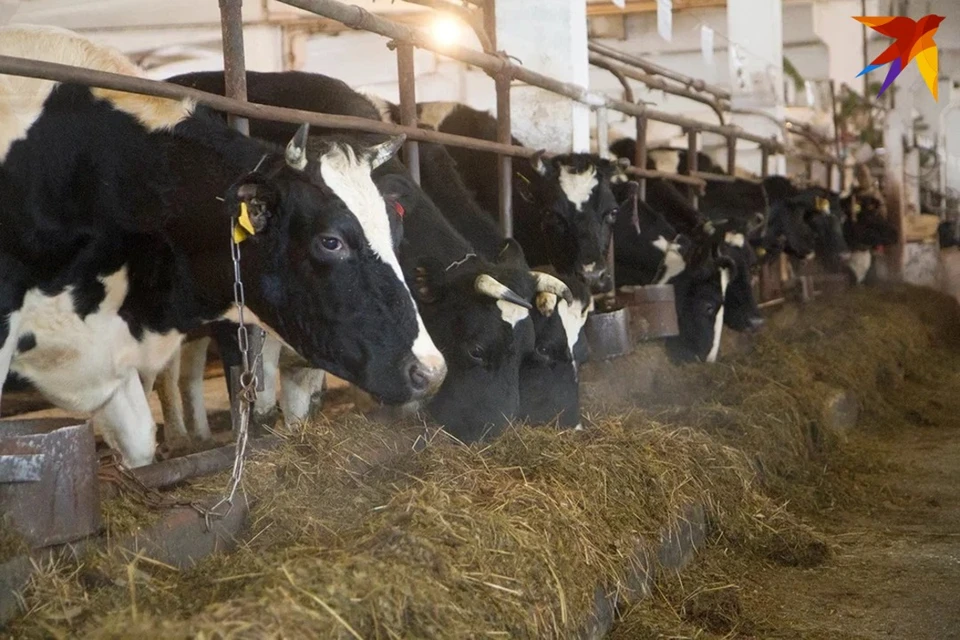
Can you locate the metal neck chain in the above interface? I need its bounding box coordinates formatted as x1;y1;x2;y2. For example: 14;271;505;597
205;212;262;521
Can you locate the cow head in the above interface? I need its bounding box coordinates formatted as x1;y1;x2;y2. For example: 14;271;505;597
519;269;593;430
668;239;737;364
842;193;898;250
406;250;540;442
714;222;764;333
798;189;850;270
225;125;446;405
527;153;619;294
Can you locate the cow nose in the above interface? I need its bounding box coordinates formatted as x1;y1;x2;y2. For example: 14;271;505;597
839;251;852;262
747;316;765;332
579;265;612;293
406;354;447;398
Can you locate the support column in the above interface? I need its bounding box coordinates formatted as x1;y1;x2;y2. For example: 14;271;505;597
726;0;785;175
494;0;590;152
885;86;912;280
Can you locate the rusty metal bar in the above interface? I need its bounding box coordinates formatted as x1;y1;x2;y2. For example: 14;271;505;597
132;436;282;489
395;41;421;184
482;0;496;50
726;136;737;175
624;166;706;190
687;129;700;209
634;115;648;200
761;146;770;179
218;0;249;135
275;0;780;150
590;55;635;104
588;41;731;100
596;107;610;159
495;72;513;239
589;53;726;126
0;55;711;191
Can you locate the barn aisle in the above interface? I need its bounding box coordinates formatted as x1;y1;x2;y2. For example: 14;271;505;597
745;424;960;639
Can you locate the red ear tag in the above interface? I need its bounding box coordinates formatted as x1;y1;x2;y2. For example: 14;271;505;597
393;201;405;219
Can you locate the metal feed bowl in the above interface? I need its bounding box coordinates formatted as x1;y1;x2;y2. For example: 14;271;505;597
0;418;101;548
585;300;634;361
618;284;679;340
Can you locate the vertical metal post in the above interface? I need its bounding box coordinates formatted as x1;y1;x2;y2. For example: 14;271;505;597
805;160;814;183
825;162;834;190
596;107;609;159
495;72;513;239
483;0;497;51
219;0;248;136
635;115;648;200
687;129;699;209
760;146;770;179
396;42;420;184
726;136;737;176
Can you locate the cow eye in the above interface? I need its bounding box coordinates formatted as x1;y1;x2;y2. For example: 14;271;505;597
467;344;484;364
311;234;348;261
604;208;618;223
320;236;342;251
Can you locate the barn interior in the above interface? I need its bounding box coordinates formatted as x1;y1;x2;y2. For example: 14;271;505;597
1;0;960;637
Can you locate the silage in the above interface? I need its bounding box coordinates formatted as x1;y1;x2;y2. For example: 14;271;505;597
9;284;960;639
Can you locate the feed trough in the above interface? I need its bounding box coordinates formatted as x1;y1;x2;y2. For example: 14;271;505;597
585;297;634;360
0;418;100;548
618;284;679;340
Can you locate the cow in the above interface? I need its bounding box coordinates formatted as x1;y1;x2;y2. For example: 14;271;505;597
388;102;620;295
0;26;446;467
165;70;577;442
414;141;592;430
607;141;764;335
840;190;898;284
610;177;736;363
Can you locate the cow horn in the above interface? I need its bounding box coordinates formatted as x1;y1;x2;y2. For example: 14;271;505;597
530;271;574;305
370;135;406;170
474;274;533;310
530;149;549;176
536;292;559;317
285;123;310;171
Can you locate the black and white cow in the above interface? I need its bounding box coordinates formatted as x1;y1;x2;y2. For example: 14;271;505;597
841;190;898;284
608;141;764;336
414;141;592;430
610;178;736;363
166;70;580;442
391;102;620;295
0;26;446;466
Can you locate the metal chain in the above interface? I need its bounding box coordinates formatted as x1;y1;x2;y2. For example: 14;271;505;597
203;213;262;522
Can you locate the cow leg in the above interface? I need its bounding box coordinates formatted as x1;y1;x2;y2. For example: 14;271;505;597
279;363;327;425
94;371;157;468
251;336;282;429
155;352;190;449
179;337;212;440
0;311;21;415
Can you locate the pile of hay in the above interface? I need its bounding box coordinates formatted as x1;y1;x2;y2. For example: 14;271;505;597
10;285;960;639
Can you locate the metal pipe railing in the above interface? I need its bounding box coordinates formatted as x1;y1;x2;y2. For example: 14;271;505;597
218;0;249;135
588;41;731;101
0;54;549;160
276;0;781;151
589;52;727;126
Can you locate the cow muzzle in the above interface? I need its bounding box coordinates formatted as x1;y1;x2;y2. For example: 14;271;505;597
405;353;447;400
578;263;612;294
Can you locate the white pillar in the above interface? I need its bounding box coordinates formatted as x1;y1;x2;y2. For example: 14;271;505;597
726;0;785;175
812;0;880;91
495;0;590;153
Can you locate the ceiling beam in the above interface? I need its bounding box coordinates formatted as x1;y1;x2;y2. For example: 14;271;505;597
586;0;727;17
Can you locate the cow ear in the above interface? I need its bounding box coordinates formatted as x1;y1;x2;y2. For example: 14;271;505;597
496;238;528;268
410;256;446;305
232;180;278;235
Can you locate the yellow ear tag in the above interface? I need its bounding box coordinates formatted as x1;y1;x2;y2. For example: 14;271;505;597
233;202;255;244
756;247;767;257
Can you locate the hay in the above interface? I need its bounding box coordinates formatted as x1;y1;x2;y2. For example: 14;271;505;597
9;285;960;639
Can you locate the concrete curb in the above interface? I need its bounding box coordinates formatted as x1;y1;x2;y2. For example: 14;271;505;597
579;504;709;639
